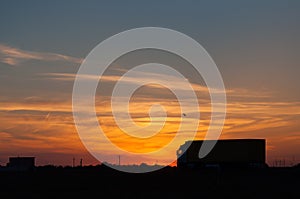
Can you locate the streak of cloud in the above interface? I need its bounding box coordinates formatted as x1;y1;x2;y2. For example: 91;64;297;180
42;72;229;95
0;44;83;66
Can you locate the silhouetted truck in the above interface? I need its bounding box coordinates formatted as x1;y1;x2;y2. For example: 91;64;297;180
177;139;266;168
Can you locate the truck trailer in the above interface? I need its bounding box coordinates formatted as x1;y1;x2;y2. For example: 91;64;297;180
177;139;266;168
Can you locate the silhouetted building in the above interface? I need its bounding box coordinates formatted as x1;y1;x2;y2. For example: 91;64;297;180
177;139;266;168
7;157;35;170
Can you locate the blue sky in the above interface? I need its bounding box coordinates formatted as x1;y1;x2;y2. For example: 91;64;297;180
1;0;299;98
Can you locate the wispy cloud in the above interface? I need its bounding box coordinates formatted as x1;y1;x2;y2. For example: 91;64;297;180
42;72;229;95
0;93;299;165
42;72;274;103
0;44;83;66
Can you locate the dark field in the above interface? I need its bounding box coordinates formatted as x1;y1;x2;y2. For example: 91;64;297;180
0;165;299;199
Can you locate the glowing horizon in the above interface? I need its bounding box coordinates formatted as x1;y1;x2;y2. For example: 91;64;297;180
0;69;299;166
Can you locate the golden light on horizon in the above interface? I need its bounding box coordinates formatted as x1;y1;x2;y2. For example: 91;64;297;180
0;88;299;166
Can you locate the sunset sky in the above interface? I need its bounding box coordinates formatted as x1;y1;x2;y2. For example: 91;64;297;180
0;1;299;167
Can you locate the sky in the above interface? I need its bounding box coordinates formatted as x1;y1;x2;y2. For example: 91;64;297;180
0;0;299;167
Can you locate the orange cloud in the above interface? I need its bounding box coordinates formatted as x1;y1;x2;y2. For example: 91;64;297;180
0;84;299;166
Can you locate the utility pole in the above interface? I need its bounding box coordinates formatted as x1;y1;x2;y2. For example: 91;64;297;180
118;155;121;166
72;157;75;167
80;158;83;167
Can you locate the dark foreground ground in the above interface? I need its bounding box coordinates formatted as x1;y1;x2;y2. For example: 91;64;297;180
0;165;299;199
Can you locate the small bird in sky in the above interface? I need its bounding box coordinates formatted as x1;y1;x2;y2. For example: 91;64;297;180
182;113;186;117
45;112;51;120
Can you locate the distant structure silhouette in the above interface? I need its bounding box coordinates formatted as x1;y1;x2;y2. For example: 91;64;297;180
177;139;267;168
6;156;35;171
